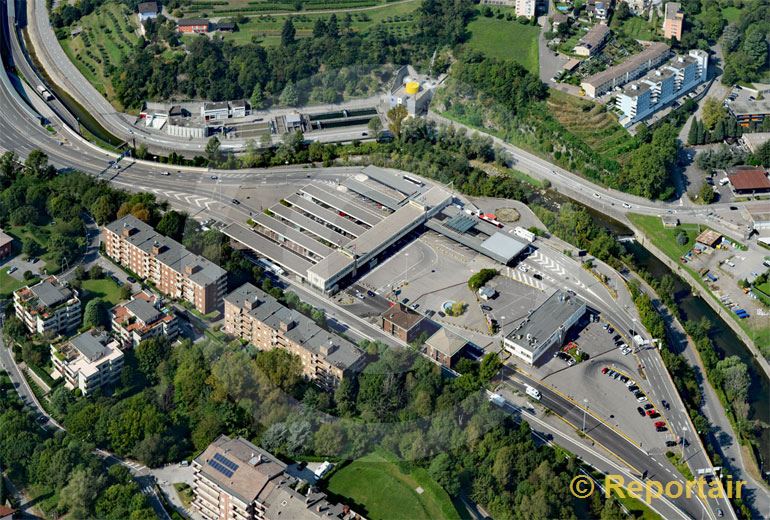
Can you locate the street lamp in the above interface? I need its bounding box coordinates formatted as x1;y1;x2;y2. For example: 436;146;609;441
404;252;409;286
582;398;589;433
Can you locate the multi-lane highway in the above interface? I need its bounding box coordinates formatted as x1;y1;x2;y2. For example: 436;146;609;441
2;6;764;517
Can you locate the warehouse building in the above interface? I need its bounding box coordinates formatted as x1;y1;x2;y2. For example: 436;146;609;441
503;290;586;365
727;166;770;195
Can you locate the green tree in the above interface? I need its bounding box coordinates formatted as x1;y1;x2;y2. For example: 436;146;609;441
367;116;383;134
205;136;222;166
702;98;727;130
743;29;768;72
387;104;408;138
687;118;699;145
250;84;264;110
279;81;299;106
91;195;118;225
135;338;170;383
58;467;105;518
156;210;187;241
699;182;716;203
281;18;296;46
83;299;109;329
22;238;43;258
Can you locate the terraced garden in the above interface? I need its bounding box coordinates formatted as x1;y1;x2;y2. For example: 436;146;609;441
59;2;140;107
211;0;420;46
546;89;637;166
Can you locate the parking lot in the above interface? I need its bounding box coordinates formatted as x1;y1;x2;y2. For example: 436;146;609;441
516;316;677;451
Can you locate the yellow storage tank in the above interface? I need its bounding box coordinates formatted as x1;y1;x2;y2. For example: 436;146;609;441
405;81;420;95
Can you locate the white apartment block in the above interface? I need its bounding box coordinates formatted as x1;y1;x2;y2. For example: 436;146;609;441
110;291;178;348
13;276;82;336
515;0;536;18
51;329;124;395
615;49;708;127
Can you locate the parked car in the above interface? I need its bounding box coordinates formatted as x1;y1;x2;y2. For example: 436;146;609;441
628;386;639;393
127;276;136;283
636;395;648;402
625;380;636;388
661;399;669;410
654;421;666;428
643;403;653;410
601;367;609;374
646;409;657;416
665;440;677;447
636;407;645;417
6;266;17;274
481;305;492;311
425;310;436;318
656;426;667;432
367;290;375;297
619;375;628;383
437;311;446;318
533;273;542;280
401;298;410;305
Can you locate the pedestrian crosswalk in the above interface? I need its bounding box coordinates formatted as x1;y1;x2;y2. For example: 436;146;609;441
146;188;219;210
123;460;148;472
504;266;545;290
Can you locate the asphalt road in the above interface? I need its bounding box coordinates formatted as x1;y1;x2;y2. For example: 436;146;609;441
0;13;759;517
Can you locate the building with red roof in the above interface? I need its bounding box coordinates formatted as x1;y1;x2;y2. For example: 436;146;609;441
727;166;770;194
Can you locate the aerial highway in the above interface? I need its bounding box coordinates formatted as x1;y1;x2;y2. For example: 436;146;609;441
0;8;757;518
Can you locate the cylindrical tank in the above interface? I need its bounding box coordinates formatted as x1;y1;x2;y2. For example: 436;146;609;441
405;82;419;95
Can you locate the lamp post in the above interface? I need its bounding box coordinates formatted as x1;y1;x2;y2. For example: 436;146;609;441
582;398;589;433
404;252;409;286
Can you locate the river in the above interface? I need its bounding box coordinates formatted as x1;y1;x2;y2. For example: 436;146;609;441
534;191;770;473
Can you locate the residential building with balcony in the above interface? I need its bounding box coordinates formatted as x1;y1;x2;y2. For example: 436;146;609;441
51;329;124;395
615;49;708;126
573;24;611;57
515;0;536;18
224;283;366;390
662;2;684;41
192;435;362;520
581;42;670;98
111;291;178;348
102;215;227;314
13;276;81;336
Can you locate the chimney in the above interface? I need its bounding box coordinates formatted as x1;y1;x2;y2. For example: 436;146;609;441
280;320;295;332
320;339;336;356
152;241;165;255
185;263;201;275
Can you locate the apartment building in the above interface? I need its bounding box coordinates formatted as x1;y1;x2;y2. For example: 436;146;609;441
192;436;362;520
615;49;708;126
110;291;178;348
51;329;124;395
224;283;366;390
103;215;227;314
515;0;536;18
573;24;611;57
663;2;684;41
581;42;670;98
13;276;82;336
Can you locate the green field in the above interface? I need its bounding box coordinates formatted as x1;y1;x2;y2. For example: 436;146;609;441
546;89;637;165
326;451;461;520
59;2;140;107
0;269;32;298
181;0;420;46
81;278;124;306
465;15;540;74
614;16;658;40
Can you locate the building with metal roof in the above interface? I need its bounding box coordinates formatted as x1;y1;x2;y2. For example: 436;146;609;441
504;291;586;365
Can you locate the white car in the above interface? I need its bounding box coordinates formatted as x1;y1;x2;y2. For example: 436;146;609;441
622;347;632;355
160;170;170;176
6;266;17;274
636;395;648;402
625;380;636;388
622;203;631;209
518;265;528;272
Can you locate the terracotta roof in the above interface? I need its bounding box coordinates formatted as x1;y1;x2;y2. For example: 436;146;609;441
0;506;15;516
381;304;424;331
727;167;770;190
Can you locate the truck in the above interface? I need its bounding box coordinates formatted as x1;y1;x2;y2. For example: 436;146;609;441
36;85;53;101
256;258;285;276
488;393;506;407
525;385;541;400
514;226;536;243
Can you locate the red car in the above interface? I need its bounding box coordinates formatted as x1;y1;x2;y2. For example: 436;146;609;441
646;409;657;417
654;421;666;428
601;367;609;374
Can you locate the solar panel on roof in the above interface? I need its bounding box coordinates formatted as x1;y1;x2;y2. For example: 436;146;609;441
208;459;234;478
213;452;239;471
445;214;476;234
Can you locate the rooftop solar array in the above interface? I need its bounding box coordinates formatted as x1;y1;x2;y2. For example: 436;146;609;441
208;452;240;478
445;214;476;233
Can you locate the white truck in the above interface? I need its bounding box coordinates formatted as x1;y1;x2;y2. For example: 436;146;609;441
514;226;536;243
36;85;53;101
525;385;541;400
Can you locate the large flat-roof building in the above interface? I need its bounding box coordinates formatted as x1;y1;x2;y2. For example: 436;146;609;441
14;276;81;336
110;291;178;348
224;166;452;294
224;283;366;390
615;49;708;126
51;329;124;395
503;290;586;365
581;42;670;98
103;215;227;314
725;87;770;127
192;436;361;520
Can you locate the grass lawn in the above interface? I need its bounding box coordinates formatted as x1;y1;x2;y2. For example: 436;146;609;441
326;451;460;520
81;278;124;306
546;89;638;165
173;483;194;508
5;224;62;274
614;16;658;40
612;493;662;520
0;269;32;297
721;6;743;23
59;2;139;107
465;15;540;74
